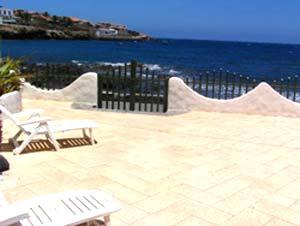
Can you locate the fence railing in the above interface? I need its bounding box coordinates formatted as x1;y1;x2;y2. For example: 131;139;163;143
183;70;300;102
22;64;94;89
97;61;169;113
22;62;300;110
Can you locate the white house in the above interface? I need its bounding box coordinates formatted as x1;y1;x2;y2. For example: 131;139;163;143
95;28;118;37
0;6;16;24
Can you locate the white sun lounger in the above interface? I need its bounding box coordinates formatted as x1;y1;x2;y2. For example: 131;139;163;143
0;189;121;226
0;105;98;155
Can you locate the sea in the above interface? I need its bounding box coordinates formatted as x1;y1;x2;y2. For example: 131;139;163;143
2;38;300;79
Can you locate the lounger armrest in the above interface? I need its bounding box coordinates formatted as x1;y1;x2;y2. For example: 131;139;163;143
13;109;44;118
0;205;29;226
17;117;53;126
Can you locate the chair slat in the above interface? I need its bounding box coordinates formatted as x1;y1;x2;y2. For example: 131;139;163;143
82;195;100;210
28;208;43;226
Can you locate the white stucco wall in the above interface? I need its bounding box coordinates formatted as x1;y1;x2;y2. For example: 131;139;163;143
21;73;300;117
22;72;97;107
0;91;22;113
168;77;300;117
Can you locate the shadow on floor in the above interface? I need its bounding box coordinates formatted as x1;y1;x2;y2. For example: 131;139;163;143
0;137;97;154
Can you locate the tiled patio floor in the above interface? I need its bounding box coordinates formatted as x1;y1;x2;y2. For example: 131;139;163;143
2;99;300;225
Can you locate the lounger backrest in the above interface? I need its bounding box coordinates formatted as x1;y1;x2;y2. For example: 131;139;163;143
0;105;20;125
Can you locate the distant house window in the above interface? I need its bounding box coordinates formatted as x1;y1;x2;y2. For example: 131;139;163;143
96;29;118;37
0;7;16;24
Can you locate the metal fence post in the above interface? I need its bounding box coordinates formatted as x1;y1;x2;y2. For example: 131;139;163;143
129;60;137;111
163;77;169;113
97;73;102;108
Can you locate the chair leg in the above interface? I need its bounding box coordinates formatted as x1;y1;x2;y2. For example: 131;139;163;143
9;130;23;147
47;131;60;151
82;129;88;137
89;128;95;145
103;215;111;226
13;131;37;155
13;129;23;141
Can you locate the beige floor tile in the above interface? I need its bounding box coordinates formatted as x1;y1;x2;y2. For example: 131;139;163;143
207;176;252;199
220;208;272;226
183;199;232;225
177;216;216;226
278;178;300;199
134;191;185;213
213;188;268;215
253;200;300;225
114;203;147;224
132;201;192;226
2;186;36;202
264;218;298;226
172;183;222;206
3;99;300;226
101;182;147;204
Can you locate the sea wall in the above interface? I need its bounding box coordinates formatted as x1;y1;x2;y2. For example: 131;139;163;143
168;77;300;117
21;72;97;108
21;73;300;117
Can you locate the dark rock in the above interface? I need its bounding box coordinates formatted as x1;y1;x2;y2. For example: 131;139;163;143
0;155;9;173
0;24;150;41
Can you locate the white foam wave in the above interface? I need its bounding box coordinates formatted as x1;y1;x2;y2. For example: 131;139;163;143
145;64;161;71
99;62;126;67
71;60;87;66
168;69;181;75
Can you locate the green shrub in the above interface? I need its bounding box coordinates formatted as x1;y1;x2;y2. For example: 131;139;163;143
0;58;23;96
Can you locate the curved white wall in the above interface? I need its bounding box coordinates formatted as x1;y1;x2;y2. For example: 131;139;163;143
21;73;300;117
22;72;97;108
168;77;300;117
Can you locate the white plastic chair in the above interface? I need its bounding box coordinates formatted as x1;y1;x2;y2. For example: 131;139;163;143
0;105;98;155
0;189;121;226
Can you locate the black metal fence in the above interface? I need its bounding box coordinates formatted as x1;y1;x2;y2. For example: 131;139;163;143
23;64;93;89
183;70;300;102
22;62;300;112
97;61;169;113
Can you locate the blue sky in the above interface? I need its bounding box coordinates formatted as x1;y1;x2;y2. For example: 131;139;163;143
2;0;300;44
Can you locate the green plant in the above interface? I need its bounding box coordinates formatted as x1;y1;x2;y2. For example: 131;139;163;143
20;12;32;25
43;11;50;17
0;58;23;96
52;15;58;24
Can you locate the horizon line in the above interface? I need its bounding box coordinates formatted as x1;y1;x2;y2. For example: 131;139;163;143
151;36;300;46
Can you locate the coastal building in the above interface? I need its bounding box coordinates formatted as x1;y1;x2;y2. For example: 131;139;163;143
96;22;127;31
0;6;17;24
95;28;118;37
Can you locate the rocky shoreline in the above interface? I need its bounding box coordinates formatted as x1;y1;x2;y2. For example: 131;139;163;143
0;8;150;41
0;24;150;40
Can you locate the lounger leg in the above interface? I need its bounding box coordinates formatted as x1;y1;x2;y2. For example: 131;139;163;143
9;130;23;147
82;129;88;137
89;128;95;145
13;131;38;155
103;215;111;226
47;131;60;151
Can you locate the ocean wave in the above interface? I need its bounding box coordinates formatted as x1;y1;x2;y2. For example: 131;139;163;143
95;61;162;71
98;62;126;67
144;64;161;71
70;60;176;75
168;69;181;75
71;60;89;66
